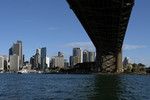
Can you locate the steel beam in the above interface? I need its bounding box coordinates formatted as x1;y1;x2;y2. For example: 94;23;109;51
67;0;134;73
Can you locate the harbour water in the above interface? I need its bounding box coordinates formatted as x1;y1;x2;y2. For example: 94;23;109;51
0;74;150;100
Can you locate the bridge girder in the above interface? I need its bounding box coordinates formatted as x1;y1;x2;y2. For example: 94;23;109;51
67;0;134;72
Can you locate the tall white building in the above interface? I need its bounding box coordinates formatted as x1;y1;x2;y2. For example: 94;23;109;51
46;56;50;68
0;56;4;71
73;48;82;63
10;54;19;71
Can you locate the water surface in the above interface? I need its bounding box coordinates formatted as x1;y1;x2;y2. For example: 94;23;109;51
0;74;149;100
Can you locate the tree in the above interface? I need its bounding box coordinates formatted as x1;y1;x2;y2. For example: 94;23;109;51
138;63;145;67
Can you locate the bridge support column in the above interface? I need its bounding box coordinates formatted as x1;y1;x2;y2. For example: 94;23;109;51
95;50;123;73
117;50;123;72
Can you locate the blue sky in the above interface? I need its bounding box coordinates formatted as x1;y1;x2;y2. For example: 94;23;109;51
0;0;150;66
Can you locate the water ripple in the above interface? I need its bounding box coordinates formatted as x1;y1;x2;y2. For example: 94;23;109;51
0;74;150;100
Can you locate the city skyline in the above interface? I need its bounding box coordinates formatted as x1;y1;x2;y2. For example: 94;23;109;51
0;0;150;66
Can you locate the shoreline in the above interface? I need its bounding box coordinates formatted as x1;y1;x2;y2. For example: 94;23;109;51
0;71;150;75
91;72;150;75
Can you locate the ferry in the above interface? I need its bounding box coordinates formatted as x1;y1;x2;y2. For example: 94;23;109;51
17;69;28;74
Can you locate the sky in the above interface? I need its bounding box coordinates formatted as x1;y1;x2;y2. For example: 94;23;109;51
0;0;150;66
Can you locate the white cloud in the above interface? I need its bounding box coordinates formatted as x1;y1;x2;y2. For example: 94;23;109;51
64;43;146;51
63;42;95;51
123;44;147;50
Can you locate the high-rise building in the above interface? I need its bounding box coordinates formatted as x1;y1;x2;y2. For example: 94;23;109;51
0;56;4;71
34;48;41;70
46;56;50;68
41;47;46;70
9;47;13;61
17;40;23;68
123;57;131;65
3;56;8;70
64;59;69;68
30;56;35;69
73;56;79;66
83;50;89;62
34;54;38;69
51;56;64;68
58;52;64;57
36;48;41;55
51;51;64;68
23;54;25;66
12;40;23;69
69;56;74;68
69;56;80;68
10;54;19;72
89;52;95;62
83;50;95;63
73;48;82;63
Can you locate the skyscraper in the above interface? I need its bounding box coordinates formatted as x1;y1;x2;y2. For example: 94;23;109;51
10;54;19;72
83;50;95;63
17;40;23;69
64;59;69;68
23;54;25;66
73;48;82;63
123;57;131;65
73;56;79;66
34;48;41;69
34;54;38;69
3;56;8;70
12;40;23;69
83;50;89;62
46;56;50;68
36;48;41;55
30;56;35;69
89;52;95;62
41;47;46;70
0;56;4;71
51;56;64;68
9;47;13;62
69;56;74;68
58;52;64;57
69;56;79;68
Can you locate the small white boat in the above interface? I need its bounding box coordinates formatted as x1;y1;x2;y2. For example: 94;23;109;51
38;71;42;73
0;71;3;73
17;69;28;74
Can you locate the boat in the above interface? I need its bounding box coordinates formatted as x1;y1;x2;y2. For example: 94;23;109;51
17;69;28;74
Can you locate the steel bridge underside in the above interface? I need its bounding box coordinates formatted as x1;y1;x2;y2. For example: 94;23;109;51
67;0;134;72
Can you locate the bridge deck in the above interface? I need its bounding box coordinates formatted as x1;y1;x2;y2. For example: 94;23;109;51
67;0;134;55
67;0;134;72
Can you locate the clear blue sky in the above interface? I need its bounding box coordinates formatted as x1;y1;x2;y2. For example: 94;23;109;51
0;0;150;66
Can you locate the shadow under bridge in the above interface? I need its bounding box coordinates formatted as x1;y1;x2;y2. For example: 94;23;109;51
67;0;134;72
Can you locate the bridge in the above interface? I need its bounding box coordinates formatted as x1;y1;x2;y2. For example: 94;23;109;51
67;0;134;72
